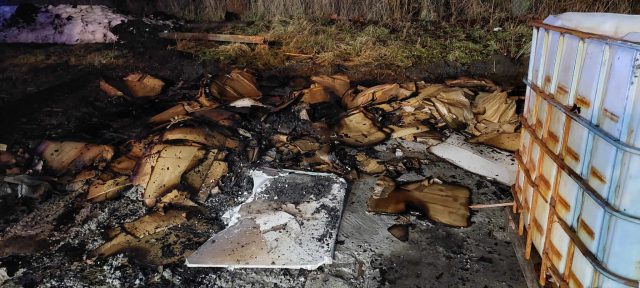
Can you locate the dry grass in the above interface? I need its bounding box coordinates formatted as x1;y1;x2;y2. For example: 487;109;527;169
175;40;286;69
176;18;531;70
124;0;637;24
159;0;635;71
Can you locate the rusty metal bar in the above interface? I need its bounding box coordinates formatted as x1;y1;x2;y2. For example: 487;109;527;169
531;20;640;49
544;253;567;287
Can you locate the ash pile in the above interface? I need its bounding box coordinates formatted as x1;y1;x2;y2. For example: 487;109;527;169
0;69;521;286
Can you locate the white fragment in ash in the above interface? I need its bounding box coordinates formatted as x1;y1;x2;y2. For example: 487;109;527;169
429;132;516;185
186;168;347;269
0;5;127;44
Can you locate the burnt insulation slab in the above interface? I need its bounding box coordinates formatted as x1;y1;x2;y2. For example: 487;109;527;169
186;168;348;269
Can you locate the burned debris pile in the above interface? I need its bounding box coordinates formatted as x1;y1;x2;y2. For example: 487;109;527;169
0;68;521;273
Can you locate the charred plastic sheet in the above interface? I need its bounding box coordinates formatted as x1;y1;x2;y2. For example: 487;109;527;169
186;168;347;269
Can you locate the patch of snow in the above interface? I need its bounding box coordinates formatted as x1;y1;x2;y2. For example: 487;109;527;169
0;5;127;44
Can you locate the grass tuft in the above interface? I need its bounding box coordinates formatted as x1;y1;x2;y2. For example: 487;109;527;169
164;0;631;71
176;19;533;70
123;0;638;24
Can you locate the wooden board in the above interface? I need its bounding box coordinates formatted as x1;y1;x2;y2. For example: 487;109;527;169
159;32;266;44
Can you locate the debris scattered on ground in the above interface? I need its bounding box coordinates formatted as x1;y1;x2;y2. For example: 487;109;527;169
468;132;519;152
37;141;114;175
183;150;228;202
0;67;522;284
186;169;347;269
355;152;385;174
210;69;262;101
86;176;131;202
342;83;411;109
336;110;389;147
387;224;410;242
310;75;350;97
93;209;190;264
99;79;125;98
1;175;52;198
158;189;198;209
368;177;470;227
445;77;498;92
430;133;517;185
123;73;165;98
133;145;203;207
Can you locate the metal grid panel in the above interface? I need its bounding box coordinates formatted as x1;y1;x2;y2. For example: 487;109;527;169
514;22;640;288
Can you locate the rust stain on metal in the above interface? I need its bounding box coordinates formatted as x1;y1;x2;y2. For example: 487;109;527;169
544;75;552;90
589;166;607;184
548;241;562;264
533;218;544;234
578;219;596;240
535;119;544;132
565;147;580;163
602;108;620;123
546;131;560;146
568;270;585;288
537;174;552;192
575;96;591;109
526;161;536;176
555;194;571;213
556;84;569;99
546;257;567;287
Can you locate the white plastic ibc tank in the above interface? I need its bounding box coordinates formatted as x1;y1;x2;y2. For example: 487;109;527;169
514;14;640;288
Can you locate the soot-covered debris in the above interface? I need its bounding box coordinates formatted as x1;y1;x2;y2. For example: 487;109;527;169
186;169;347;269
0;67;522;286
367;176;470;227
